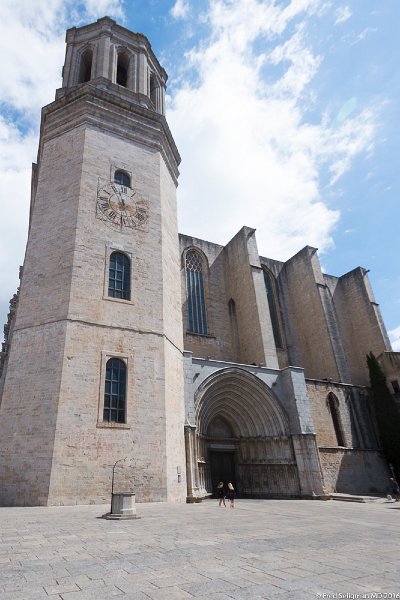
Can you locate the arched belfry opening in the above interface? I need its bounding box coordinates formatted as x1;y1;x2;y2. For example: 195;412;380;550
188;368;300;499
77;48;93;83
149;72;157;106
116;52;129;87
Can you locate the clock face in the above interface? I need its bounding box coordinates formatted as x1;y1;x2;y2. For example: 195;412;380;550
96;181;149;231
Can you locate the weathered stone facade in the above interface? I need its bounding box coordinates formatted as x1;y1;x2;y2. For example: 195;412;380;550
180;230;396;500
0;18;185;506
0;17;397;506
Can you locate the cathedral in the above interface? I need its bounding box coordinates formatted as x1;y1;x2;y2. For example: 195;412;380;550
0;17;398;506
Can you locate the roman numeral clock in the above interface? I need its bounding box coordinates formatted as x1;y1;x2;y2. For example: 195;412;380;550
96;180;149;231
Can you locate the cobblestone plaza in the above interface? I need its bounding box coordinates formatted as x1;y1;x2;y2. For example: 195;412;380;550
1;499;399;599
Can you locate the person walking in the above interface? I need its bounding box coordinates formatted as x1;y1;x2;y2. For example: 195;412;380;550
389;477;400;501
217;481;226;507
227;482;235;508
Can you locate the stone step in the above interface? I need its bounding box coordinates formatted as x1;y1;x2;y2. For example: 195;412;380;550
331;493;382;503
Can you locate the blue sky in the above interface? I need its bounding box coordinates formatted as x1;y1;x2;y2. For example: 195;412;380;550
0;0;399;349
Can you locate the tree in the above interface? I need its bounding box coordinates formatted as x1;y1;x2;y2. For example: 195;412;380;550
366;352;400;480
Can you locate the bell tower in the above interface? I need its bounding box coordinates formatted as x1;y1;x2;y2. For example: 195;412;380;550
0;17;186;505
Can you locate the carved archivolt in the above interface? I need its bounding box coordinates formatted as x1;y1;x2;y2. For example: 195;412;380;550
195;367;289;438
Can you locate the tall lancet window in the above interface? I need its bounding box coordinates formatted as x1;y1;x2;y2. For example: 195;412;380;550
108;252;131;300
185;249;208;335
103;358;126;423
263;268;284;349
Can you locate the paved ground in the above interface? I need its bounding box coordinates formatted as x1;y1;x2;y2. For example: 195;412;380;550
1;498;400;600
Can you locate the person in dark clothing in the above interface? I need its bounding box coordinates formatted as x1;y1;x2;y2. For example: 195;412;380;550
389;477;400;501
217;481;226;507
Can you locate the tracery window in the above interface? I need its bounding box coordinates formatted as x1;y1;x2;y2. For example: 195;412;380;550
103;358;126;423
327;393;345;447
185;249;208;335
114;170;130;188
108;252;131;300
263;268;284;348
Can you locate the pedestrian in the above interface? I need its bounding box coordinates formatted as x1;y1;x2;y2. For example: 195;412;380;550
389;477;400;502
217;481;226;507
227;482;235;508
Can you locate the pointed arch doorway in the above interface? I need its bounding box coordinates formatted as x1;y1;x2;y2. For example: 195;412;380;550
187;367;301;499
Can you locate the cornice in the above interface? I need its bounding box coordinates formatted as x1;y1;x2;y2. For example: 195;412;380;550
39;80;180;184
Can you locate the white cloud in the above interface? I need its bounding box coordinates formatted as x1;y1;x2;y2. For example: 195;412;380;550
169;0;377;259
326;108;376;184
0;117;37;329
171;0;190;19
84;0;124;19
389;327;400;352
350;27;377;46
0;0;382;339
0;0;124;113
335;6;352;25
0;0;125;339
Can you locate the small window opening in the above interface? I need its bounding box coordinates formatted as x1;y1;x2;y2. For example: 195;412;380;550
78;49;93;84
117;53;129;87
114;170;130;188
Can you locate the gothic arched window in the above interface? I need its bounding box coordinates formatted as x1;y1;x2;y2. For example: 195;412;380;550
103;358;126;423
114;170;130;188
78;48;93;83
108;252;131;300
263;268;284;348
327;393;345;447
185;249;208;335
116;52;129;87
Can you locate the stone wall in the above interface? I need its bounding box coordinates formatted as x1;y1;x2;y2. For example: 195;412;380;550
277;247;341;382
306;380;378;449
328;268;391;386
319;449;389;495
306;379;388;494
179;235;234;361
0;69;186;505
179;228;278;368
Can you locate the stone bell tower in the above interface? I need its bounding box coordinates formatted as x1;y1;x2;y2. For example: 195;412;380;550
0;17;186;506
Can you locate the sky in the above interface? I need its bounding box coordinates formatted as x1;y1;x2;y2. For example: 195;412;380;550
0;0;399;350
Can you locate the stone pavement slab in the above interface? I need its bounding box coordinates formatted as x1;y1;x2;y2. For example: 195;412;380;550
0;499;399;599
